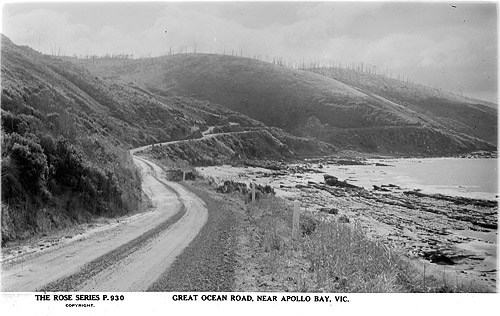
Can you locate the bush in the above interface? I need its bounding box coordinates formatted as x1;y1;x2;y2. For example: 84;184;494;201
52;137;85;187
1;129;131;219
1;111;42;135
1;111;22;134
216;180;248;194
1;156;24;201
3;133;48;195
300;215;318;236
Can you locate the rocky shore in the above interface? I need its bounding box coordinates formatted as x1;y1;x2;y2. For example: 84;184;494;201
197;159;498;291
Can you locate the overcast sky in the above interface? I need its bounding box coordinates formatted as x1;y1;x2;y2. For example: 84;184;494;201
1;1;497;103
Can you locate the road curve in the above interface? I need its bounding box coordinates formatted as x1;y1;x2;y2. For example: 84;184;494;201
129;130;254;155
1;154;208;291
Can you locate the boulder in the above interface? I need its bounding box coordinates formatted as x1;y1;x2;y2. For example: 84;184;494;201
429;254;455;265
323;174;339;186
373;185;390;192
323;174;359;189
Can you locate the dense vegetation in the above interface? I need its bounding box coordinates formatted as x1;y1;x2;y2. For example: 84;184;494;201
1;82;141;244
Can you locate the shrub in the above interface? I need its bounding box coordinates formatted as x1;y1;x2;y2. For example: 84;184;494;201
52;137;85;187
300;214;318;236
1;111;22;134
216;180;248;194
1;156;25;201
4;133;48;195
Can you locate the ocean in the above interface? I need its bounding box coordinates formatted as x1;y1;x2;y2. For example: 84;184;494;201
319;158;498;200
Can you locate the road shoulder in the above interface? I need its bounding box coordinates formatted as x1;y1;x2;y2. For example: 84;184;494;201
147;182;244;291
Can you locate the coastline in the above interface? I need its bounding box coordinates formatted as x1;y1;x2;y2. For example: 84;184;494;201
197;157;498;292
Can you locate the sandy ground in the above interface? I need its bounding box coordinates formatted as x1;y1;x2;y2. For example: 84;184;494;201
1;155;207;291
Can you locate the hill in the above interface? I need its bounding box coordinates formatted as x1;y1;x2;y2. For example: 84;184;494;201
307;67;497;145
1;35;332;243
70;53;497;156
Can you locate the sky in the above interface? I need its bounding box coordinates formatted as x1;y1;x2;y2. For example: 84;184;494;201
1;1;498;103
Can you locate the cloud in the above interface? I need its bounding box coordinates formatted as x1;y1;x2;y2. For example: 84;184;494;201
1;3;496;102
2;9;89;54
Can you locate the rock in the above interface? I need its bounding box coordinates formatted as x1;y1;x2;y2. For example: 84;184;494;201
323;174;360;189
381;184;400;189
338;215;350;223
323;174;339;186
319;207;339;215
403;190;498;208
429;254;455;265
295;184;310;189
373;185;390;192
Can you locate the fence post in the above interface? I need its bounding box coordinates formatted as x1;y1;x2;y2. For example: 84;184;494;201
182;171;186;181
292;200;300;239
252;182;256;203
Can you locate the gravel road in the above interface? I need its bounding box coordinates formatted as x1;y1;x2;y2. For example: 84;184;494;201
1;155;208;291
148;183;243;291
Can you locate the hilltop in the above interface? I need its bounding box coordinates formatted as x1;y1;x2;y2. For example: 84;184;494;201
69;53;497;156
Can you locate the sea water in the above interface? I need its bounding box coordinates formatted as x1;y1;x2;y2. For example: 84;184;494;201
319;158;498;200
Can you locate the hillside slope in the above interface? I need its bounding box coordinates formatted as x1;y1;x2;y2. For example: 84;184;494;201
307;67;497;145
71;53;497;156
1;36;332;243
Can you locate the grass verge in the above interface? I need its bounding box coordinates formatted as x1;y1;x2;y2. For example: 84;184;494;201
243;195;492;293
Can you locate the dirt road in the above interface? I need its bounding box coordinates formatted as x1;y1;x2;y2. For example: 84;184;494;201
129;130;253;155
1;155;207;291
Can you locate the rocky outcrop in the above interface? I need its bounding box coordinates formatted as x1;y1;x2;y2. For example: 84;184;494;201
323;174;360;189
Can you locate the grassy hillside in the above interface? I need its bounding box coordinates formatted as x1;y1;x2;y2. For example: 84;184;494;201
307;67;497;145
1;36;332;243
71;53;496;156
